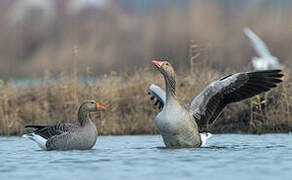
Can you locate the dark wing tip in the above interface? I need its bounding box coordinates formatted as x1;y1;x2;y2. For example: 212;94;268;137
25;125;38;128
268;69;282;73
248;70;284;80
251;69;282;74
24;125;47;130
270;73;284;78
275;78;283;83
245;70;284;93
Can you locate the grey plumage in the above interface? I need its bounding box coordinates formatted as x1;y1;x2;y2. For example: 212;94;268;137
24;100;105;151
25;123;79;139
188;70;283;129
149;60;283;148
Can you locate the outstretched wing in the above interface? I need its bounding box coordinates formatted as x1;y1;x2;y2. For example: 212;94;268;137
244;27;272;58
25;123;79;139
148;84;166;110
189;70;283;130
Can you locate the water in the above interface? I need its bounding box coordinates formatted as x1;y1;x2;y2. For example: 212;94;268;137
1;134;291;180
6;77;104;87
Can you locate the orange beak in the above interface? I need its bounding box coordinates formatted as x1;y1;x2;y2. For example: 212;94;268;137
152;60;163;68
96;103;105;110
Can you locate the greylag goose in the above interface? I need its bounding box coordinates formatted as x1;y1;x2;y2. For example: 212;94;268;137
23;100;105;151
149;60;283;148
244;27;281;70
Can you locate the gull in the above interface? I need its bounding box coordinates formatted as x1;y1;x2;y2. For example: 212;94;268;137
244;27;281;71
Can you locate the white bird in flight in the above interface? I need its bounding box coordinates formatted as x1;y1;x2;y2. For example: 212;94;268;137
244;27;281;71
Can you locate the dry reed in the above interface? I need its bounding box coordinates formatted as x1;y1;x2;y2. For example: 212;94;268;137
0;65;291;136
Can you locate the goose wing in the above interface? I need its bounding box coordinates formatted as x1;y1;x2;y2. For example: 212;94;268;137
45;131;72;151
25;123;79;139
148;84;166;110
244;27;272;58
189;70;283;130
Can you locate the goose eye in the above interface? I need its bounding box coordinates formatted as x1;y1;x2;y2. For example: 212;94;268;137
166;63;169;66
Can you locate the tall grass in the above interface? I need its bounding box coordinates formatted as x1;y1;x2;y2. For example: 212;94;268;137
0;63;291;136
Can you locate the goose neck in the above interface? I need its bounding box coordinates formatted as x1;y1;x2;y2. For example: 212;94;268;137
78;108;91;126
163;73;177;103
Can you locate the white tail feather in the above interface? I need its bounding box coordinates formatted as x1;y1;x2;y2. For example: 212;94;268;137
23;133;47;150
200;132;212;147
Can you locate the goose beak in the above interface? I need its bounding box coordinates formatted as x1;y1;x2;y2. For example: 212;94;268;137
96;103;105;110
152;60;163;68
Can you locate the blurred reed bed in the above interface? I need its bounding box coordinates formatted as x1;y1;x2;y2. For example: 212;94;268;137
0;64;291;136
0;1;292;76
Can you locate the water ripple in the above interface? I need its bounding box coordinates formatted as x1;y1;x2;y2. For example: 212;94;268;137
0;134;291;180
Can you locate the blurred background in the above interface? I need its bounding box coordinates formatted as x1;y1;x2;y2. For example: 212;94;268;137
0;0;291;78
0;0;291;136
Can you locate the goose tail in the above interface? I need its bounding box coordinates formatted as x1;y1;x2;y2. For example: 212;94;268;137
22;133;47;150
200;132;213;147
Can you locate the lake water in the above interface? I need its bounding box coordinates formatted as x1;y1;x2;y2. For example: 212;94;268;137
0;134;291;180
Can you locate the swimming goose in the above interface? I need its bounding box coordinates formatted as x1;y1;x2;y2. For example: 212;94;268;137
23;100;105;150
244;27;281;70
149;60;283;148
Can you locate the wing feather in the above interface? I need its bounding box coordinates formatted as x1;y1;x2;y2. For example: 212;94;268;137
189;70;283;130
148;84;166;110
25;123;79;139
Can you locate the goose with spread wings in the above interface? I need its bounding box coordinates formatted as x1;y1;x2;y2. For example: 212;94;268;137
23;100;105;151
149;60;283;148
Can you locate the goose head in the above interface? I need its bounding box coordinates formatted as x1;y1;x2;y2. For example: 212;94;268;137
78;100;105;126
80;100;105;112
152;60;177;97
152;60;175;79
